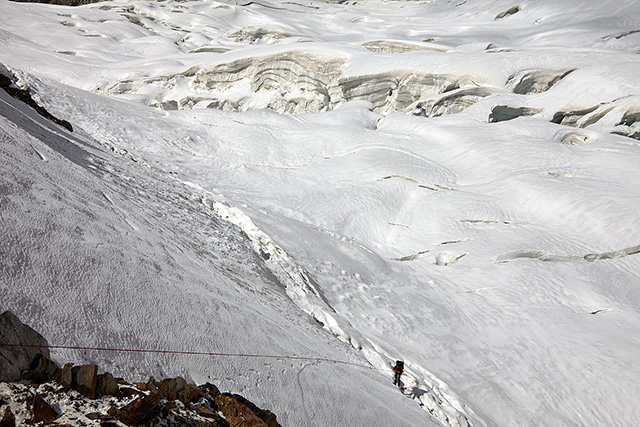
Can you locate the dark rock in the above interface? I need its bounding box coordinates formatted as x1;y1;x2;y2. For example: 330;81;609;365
115;394;161;426
86;412;100;420
214;394;268;427
97;373;119;397
229;394;281;427
194;422;227;427
33;393;58;424
135;382;148;391
24;354;60;384
0;407;15;427
200;382;221;398
107;405;118;416
158;377;187;400
195;406;222;421
55;363;74;390
71;365;98;399
178;384;202;408
98;416;119;427
0;311;51;382
147;382;158;394
0;73;72;132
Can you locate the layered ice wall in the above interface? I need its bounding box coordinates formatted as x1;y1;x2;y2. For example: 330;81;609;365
69;0;640;143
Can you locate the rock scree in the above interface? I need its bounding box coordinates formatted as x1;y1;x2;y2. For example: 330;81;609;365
0;311;282;427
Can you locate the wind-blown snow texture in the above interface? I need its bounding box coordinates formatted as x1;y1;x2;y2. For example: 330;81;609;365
1;0;640;426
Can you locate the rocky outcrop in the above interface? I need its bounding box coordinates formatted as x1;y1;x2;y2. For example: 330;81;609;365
0;378;282;427
0;312;281;427
178;383;203;408
56;362;113;398
225;393;280;427
215;394;268;427
0;70;72;132
0;311;58;383
158;376;187;400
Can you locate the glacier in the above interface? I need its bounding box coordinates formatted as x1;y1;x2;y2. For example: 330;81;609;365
1;0;640;425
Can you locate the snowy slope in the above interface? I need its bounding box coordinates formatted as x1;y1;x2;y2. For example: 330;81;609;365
1;0;640;425
0;82;434;426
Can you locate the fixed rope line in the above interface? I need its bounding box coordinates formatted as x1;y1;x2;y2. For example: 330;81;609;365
0;343;370;369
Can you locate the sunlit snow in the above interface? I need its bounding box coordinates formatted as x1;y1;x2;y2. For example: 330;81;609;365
1;0;640;425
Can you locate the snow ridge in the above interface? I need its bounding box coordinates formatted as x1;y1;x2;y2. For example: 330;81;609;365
208;198;480;427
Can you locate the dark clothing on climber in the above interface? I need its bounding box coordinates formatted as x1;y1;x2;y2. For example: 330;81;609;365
393;360;404;386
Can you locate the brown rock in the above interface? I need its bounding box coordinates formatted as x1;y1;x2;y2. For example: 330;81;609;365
55;363;74;390
146;382;158;394
115;394;161;426
25;354;60;384
194;422;225;427
230;394;281;427
97;373;119;397
86;412;100;420
226;415;246;426
195;406;222;422
200;382;221;397
107;405;118;416
33;393;58;424
135;382;148;391
0;406;16;427
178;384;202;408
71;365;98;399
214;394;267;427
146;376;157;387
98;416;118;427
158;377;187;400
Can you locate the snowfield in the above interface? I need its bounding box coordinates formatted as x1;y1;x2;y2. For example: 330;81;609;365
1;0;640;425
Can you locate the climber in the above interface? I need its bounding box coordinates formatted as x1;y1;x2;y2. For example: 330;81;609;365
393;360;404;386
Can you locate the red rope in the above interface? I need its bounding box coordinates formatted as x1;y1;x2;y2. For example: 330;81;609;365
0;343;369;368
